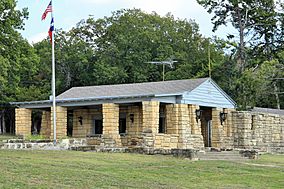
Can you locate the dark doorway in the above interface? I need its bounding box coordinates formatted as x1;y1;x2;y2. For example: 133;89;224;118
119;112;126;134
31;110;42;135
0;108;15;135
200;106;212;147
67;110;73;137
92;119;103;135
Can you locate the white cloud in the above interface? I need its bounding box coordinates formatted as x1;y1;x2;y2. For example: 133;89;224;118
79;0;114;5
125;0;180;15
28;32;47;44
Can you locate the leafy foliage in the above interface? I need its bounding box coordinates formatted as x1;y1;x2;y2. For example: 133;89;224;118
1;1;283;109
198;0;284;109
33;9;226;95
0;0;44;103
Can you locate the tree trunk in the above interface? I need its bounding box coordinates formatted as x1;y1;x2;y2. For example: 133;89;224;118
0;111;2;134
236;6;245;73
273;82;281;109
2;111;6;134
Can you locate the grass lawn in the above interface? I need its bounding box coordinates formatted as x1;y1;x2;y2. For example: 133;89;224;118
0;150;283;189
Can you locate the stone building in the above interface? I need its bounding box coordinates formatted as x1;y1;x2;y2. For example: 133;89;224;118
11;78;284;152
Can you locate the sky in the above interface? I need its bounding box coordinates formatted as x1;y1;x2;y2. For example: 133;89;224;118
17;0;235;44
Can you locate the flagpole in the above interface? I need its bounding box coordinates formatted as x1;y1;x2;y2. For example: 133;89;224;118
51;0;57;145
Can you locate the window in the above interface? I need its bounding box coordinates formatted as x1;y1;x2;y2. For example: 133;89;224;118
159;105;166;133
119;113;127;134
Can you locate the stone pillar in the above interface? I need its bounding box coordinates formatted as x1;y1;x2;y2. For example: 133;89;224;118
188;105;201;135
142;101;159;148
188;104;204;149
165;104;179;134
15;108;32;138
177;104;191;149
102;103;121;147
222;108;235;148
231;112;252;148
51;106;67;139
41;111;51;138
211;108;224;148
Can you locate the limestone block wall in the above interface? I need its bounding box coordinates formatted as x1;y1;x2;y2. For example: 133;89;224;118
72;109;102;138
154;104;204;150
41;111;51;138
125;105;143;147
73;109;89;138
71;105;143;147
231;111;284;152
15;108;32;137
126;105;143;135
50;106;67;139
154;134;179;149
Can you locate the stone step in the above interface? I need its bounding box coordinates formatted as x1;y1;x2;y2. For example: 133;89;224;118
69;145;127;153
70;145;98;151
198;151;250;161
199;158;248;161
199;151;240;154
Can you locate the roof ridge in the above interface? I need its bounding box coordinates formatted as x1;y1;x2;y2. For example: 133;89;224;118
69;77;209;90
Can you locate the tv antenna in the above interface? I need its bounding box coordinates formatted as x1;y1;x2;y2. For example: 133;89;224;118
147;59;178;81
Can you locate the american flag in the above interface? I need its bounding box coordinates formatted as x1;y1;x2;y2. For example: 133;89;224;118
41;1;52;20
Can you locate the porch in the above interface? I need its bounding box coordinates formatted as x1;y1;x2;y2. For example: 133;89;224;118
14;102;233;150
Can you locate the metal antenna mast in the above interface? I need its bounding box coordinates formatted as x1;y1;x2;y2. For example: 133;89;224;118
147;59;177;81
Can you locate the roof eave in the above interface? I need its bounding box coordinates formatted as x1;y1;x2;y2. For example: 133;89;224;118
10;94;157;108
208;78;237;108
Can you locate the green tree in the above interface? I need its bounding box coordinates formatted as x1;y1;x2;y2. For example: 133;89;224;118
236;59;284;109
0;0;44;134
76;9;226;83
197;0;282;71
0;0;42;102
34;9;227;96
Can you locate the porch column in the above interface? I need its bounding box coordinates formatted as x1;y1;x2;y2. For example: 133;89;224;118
15;108;32;138
142;101;159;148
188;105;202;135
51;106;67;139
211;107;224;148
222;108;235;148
165;104;179;134
188;104;204;148
177;104;191;149
41;111;51;138
102;103;121;147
